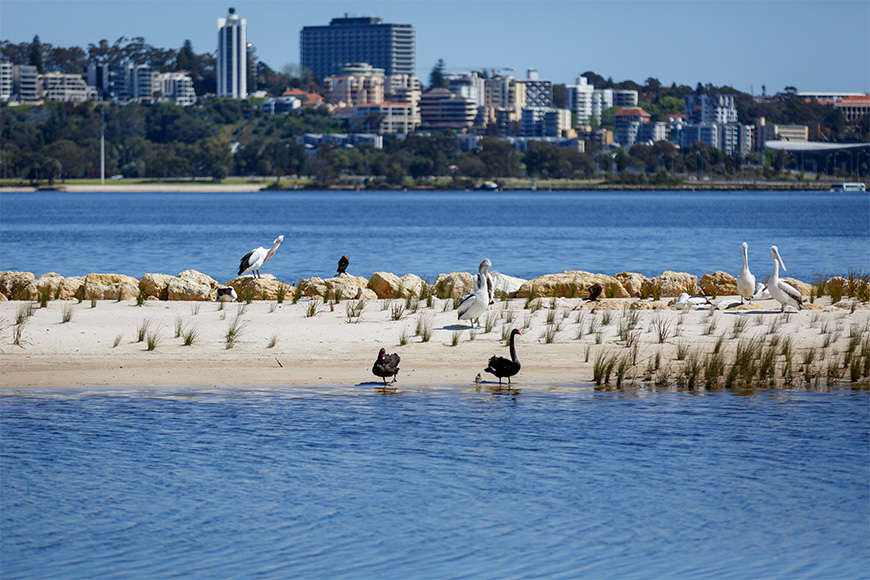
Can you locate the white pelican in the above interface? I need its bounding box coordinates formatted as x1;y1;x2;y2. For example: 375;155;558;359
768;245;803;312
457;279;489;327
736;242;756;304
474;258;496;305
674;292;712;311
238;235;284;279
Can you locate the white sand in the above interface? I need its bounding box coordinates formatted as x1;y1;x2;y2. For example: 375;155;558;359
1;296;867;389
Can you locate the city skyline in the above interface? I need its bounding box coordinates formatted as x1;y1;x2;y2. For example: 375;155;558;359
1;0;868;95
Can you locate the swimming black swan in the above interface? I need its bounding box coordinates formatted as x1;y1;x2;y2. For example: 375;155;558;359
337;255;349;275
372;348;400;385
485;329;521;386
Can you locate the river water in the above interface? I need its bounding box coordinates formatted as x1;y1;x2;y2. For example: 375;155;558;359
1;386;868;579
1;189;867;282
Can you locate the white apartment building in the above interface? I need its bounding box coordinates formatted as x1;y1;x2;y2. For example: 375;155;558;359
13;65;39;102
217;7;247;98
565;76;595;124
418;88;476;130
0;62;12;102
447;72;486;107
521;107;571;137
685;94;738;124
523;68;552;107
355;101;420;134
160;72;196;106
323;63;385;107
38;72;96;102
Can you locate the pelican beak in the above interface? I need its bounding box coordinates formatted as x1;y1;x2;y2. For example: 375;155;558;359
778;255;787;273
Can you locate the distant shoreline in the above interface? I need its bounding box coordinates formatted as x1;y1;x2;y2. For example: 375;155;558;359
0;180;845;193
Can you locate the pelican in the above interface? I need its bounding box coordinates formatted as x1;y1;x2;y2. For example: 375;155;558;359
238;235;283;279
674;292;712;311
768;245;803;312
457;278;489;327
752;283;770;301
474;259;496;305
736;242;756;304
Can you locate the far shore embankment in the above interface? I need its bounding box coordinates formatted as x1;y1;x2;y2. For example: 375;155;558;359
0;177;847;193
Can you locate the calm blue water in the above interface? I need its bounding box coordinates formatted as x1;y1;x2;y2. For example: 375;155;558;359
1;386;868;579
1;190;868;283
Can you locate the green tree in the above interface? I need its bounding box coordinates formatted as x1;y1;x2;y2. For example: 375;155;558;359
29;35;44;73
428;59;447;90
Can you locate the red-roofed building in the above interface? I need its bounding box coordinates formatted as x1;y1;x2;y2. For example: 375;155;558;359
282;88;324;107
834;95;870;121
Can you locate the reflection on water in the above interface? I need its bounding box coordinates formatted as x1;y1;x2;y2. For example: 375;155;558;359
2;386;868;579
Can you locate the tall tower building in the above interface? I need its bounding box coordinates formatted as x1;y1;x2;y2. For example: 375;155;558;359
301;16;414;82
217;7;247;98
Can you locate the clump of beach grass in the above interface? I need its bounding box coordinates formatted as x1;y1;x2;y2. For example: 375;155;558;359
731;316;748;339
399;328;410;346
267;334;278;348
541;324;558;344
345;299;365;323
292;285;304;304
419;315;433;343
113;333;123;348
305;300;319;318
61;304;74;323
36;285;51;308
190;303;200;316
593;350;618;386
652;315;671;343
390;302;405;321
174;316;184;338
451;330;462;346
225;315;246;349
182;325;199;346
146;329;162;351
136;319;152;343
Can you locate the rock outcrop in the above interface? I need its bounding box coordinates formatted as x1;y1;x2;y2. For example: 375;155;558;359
140;273;175;300
368;272;425;299
699;271;738;296
0;271;35;300
650;271;698;297
493;272;527;299
517;271;629;299
614;272;648;297
433;272;474;299
167;270;219;301
227;275;293;301
84;273;140;301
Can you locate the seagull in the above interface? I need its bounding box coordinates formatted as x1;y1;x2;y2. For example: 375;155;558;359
337;255;349;276
474;258;496;305
752;283;770;301
372;348;400;385
457;278;490;327
485;329;522;386
768;245;803;312
736;242;756;304
238;235;283;279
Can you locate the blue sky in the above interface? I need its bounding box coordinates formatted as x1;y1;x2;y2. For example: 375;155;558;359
2;0;868;94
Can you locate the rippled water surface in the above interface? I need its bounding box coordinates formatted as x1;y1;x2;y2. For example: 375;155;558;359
1;190;868;281
2;386;868;579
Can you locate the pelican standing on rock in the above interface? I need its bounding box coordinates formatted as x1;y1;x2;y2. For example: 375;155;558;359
238;235;284;279
736;242;756;304
768;245;803;312
474;258;496;305
457;278;489;327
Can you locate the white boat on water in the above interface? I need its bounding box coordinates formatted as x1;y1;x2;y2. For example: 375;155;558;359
830;182;866;192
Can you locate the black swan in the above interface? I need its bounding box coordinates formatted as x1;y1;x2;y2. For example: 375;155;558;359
372;348;400;385
485;329;521;386
337;255;349;275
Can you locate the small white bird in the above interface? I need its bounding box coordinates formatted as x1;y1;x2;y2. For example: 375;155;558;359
238;235;284;279
736;242;756;304
457;279;490;327
768;245;803;312
751;283;770;301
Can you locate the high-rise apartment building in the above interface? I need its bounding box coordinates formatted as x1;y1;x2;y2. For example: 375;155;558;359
685;94;738;124
0;62;12;102
217;7;247;98
301;16;414;81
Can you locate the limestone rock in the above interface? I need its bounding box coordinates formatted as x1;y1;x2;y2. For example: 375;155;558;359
368;272;408;298
84;273;140;301
651;271;698;297
359;288;379;301
167;270;219;301
0;271;35;300
24;272;64;301
614;272;648;297
578;298;626;311
297;276;328;298
433;272;474;299
227;275;292;301
517;271;629;299
699;271;738;297
58;276;85;301
492;272;527;299
326;275;369;300
781;277;811;296
140;273;175;300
